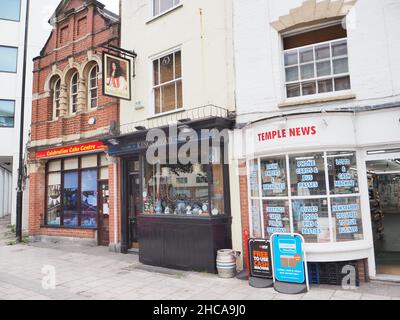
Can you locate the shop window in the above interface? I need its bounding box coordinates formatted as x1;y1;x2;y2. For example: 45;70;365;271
289;153;326;196
283;23;350;99
292;198;330;243
153;0;180;17
332;197;363;242
153;50;183;114
263;199;290;238
248;151;363;243
142;150;227;217
0;0;21;21
45;154;109;228
52;78;61;119
88;65;98;109
0;100;15;128
261;156;288;197
81;170;98;227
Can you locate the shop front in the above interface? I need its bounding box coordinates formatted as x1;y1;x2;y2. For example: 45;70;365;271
106;117;234;273
29;141;111;246
239;108;400;282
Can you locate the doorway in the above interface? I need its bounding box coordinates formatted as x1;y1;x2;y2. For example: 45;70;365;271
367;157;400;276
98;181;110;246
127;158;141;251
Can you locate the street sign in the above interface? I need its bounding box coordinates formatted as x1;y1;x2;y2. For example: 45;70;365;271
271;233;309;292
248;239;272;279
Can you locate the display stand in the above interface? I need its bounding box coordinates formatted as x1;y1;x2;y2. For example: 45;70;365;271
274;281;308;294
249;276;273;288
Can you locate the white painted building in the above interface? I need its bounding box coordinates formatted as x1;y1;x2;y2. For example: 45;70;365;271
0;0;28;221
233;0;400;280
0;0;62;227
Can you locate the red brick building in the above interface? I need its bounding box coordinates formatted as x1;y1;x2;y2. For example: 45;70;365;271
27;0;120;247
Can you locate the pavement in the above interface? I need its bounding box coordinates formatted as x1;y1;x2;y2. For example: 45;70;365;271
1;216;400;300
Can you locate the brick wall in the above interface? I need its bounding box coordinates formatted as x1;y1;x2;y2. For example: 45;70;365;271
28;0;120;242
238;160;249;264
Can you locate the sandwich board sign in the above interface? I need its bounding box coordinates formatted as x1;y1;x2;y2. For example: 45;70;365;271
271;233;309;294
248;239;273;288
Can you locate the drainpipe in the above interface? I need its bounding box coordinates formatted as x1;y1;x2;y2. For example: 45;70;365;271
16;0;30;242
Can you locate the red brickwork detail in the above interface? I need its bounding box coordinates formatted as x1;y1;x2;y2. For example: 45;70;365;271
28;0;120;241
238;160;250;264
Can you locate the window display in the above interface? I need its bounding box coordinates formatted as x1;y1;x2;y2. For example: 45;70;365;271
292;198;330;243
263;200;290;239
261;156;288;197
142;153;227;217
327;151;359;195
290;153;326;196
45;154;108;228
248;150;363;244
332;197;363;242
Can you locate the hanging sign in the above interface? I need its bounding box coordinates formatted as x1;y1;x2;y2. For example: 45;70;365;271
36;141;107;159
248;239;273;279
103;52;132;101
271;233;307;285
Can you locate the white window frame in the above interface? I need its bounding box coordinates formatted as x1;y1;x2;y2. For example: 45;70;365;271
70;72;79;114
52;78;61;120
151;0;181;19
88;65;98;110
283;38;351;100
247;150;363;244
151;48;183;116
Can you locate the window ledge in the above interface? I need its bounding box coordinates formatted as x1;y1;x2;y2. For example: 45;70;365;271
146;4;183;24
41;225;97;231
279;92;356;108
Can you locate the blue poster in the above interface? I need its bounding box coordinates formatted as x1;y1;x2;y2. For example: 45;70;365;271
271;234;306;284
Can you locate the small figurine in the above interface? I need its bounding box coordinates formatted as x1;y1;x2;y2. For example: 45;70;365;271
212;208;219;216
164;206;170;215
186;205;192;215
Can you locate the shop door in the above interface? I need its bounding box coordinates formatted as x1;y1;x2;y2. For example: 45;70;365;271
128;159;141;250
98;182;110;246
367;154;400;276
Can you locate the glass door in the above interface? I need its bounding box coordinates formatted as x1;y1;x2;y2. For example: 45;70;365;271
128;158;141;250
366;152;400;276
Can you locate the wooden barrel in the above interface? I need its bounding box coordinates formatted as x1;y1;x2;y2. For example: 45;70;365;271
216;249;237;278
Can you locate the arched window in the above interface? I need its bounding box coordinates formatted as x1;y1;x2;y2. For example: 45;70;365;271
52;78;61;119
70;72;79;114
88;65;98;109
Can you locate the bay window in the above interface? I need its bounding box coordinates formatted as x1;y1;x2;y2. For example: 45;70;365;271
248;151;363;243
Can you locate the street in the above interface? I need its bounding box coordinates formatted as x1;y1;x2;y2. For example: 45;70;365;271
0;217;400;300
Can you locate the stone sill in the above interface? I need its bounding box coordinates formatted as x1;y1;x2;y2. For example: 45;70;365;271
279;93;356;108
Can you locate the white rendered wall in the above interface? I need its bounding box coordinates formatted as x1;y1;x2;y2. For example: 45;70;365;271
233;0;400;124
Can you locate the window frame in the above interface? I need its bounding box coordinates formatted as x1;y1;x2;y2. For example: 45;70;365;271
44;154;109;229
52;78;61;120
0;45;18;74
69;71;79;115
0;0;21;22
151;48;183;116
0;99;15;128
88;64;99;110
247;150;363;244
283;37;351;99
151;0;181;19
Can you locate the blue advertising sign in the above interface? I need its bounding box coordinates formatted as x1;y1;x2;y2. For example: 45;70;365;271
271;234;306;284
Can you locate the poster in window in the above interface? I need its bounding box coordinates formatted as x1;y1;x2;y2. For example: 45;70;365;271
102;52;131;100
